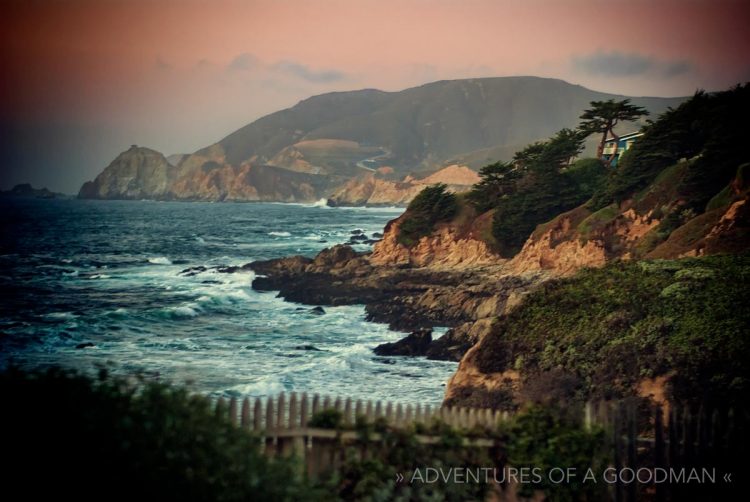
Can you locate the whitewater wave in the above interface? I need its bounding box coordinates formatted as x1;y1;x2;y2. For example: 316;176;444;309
311;198;330;208
167;306;199;319
268;231;291;237
148;256;172;265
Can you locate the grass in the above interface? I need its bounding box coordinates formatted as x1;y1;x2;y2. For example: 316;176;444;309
576;204;619;241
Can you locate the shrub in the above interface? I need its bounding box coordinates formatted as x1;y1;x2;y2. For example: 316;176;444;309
308;408;344;429
505;405;607;501
0;368;309;502
473;254;750;406
397;183;458;246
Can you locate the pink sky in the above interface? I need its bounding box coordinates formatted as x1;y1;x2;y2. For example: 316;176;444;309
2;0;749;192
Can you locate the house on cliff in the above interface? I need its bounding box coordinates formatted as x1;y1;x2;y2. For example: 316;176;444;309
602;131;643;167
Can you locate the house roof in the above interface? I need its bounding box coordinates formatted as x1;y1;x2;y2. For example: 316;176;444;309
604;131;643;144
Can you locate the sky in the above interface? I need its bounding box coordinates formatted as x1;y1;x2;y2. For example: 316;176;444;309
2;0;749;193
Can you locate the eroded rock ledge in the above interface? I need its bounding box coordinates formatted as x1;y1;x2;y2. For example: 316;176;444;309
249;244;544;335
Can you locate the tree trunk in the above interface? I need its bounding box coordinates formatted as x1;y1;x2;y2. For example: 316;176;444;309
597;132;606;159
604;130;620;168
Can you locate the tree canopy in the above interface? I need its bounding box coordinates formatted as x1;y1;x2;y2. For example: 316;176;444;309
579;99;649;167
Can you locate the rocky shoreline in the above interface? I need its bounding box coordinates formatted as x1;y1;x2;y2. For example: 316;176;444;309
248;243;545;361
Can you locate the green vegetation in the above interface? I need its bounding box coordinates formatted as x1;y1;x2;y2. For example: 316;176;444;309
0;368;310;502
474;254;750;406
1;368;615;502
576;204;618;241
505;405;607;501
578;98;649;167
308;408;344;429
321;423;491;501
591;84;750;210
397;183;458;246
467;128;606;256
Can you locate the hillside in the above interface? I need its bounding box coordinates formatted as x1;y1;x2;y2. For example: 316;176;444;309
78;77;683;202
358;84;750;409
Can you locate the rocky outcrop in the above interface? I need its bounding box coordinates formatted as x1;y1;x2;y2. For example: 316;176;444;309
1;183;65;199
78;146;173;199
508;164;750;276
373;329;433;356
372;322;492;362
79;145;336;202
249;244;542;332
326;173;424;207
370;209;500;268
326;164;480;207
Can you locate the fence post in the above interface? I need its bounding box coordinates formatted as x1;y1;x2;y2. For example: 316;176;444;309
241;398;251;428
344;398;353;426
654;405;666;502
228;397;238;425
300;393;309;428
626;400;637;502
312;394;321;418
613;402;623;502
253;398;262;433
289;393;298;429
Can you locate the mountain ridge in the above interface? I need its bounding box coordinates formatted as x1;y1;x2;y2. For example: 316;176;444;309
79;76;685;202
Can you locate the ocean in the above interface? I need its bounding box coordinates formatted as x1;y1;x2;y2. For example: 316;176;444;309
0;198;457;404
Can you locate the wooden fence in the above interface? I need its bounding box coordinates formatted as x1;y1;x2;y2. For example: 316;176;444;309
212;393;747;501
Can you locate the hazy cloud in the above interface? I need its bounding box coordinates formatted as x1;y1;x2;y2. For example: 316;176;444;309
572;51;694;79
228;53;260;71
273;60;346;83
155;56;171;71
572;51;653;76
663;60;693;77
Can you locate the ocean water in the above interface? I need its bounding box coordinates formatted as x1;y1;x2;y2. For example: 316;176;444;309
0;199;457;404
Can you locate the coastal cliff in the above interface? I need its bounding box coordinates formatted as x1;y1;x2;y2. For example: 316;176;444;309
78;145;335;202
248;84;750;412
78;146;173;200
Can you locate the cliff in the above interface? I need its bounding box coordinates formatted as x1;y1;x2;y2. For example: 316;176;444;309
78;146;173;199
327;164;480;207
508;162;750;275
370;205;499;268
444;254;750;409
78;144;335;202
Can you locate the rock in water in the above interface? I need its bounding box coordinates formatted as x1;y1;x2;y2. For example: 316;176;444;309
310;306;326;315
373;328;433;356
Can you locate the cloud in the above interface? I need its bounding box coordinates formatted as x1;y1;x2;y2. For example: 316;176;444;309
571;51;694;78
273;60;346;83
662;60;692;77
571;51;694;79
155;56;171;71
228;53;260;71
572;51;653;76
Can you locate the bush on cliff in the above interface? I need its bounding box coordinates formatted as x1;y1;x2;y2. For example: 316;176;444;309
473;254;750;406
0;368;311;502
397;183;458;246
467;128;606;256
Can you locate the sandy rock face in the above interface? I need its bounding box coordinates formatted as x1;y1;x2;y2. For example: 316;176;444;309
326;164;479;207
78;146;173;199
370;218;500;268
